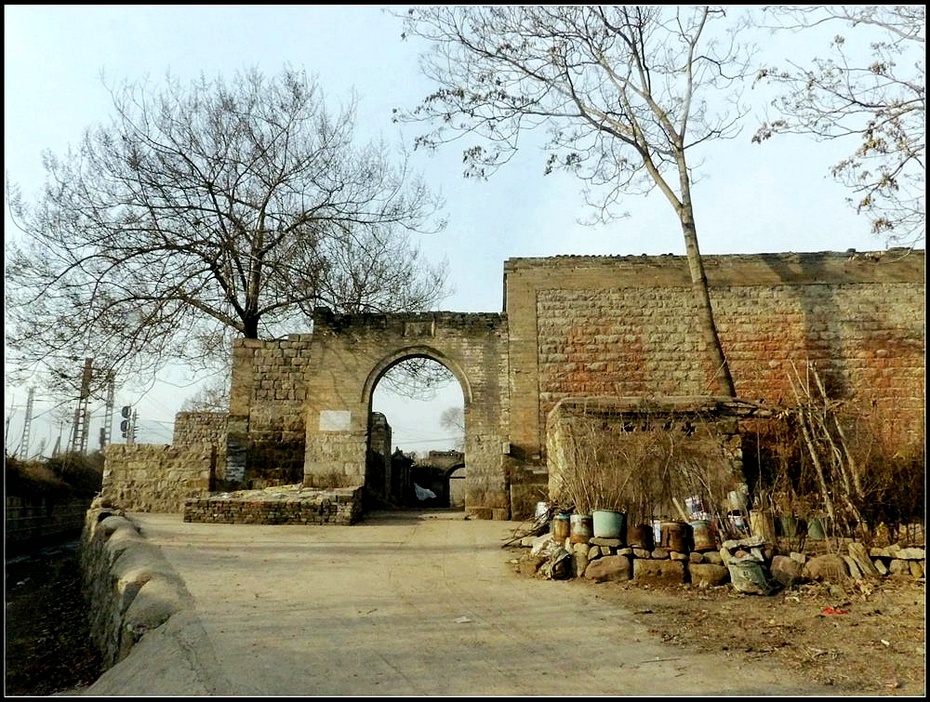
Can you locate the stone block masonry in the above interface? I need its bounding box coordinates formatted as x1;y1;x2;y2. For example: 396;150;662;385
506;250;925;475
183;485;363;525
227;335;314;487
79;499;190;670
102;444;214;513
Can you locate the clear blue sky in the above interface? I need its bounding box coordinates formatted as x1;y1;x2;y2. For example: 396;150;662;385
3;6;908;456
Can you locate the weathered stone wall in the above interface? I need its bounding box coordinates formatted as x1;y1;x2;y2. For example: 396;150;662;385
101;444;214;513
173;411;228;448
505;251;925;472
79;499;190;670
5;495;93;552
227;335;314;487
183;486;363;525
207;249;922;523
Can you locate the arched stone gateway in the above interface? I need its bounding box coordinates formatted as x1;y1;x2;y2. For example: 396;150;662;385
301;308;511;519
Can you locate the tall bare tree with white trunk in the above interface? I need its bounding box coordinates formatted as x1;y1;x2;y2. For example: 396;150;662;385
396;5;759;397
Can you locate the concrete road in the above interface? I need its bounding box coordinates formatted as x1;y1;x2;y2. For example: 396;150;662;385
82;509;831;696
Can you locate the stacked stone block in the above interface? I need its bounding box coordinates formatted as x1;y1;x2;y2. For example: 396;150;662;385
228;335;314;487
5;495;93;551
102;444;213;513
79;499;190;670
183;485;363;525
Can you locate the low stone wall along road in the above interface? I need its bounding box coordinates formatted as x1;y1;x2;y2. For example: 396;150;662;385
83;509;838;696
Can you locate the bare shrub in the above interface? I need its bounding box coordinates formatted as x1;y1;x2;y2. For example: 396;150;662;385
551;404;742;526
744;361;925;544
5;452;102;498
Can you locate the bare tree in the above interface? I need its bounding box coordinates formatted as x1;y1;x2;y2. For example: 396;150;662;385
397;6;756;397
752;6;925;246
5;66;449;400
180;373;230;413
440;405;464;451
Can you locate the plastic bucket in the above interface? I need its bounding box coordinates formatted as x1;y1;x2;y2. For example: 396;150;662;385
551;513;570;541
685;495;707;519
652;519;663;545
727;489;748;512
726;511;750;538
569;513;593;544
776;516;804;538
807;517;827;540
592;509;626;541
690;519;715;551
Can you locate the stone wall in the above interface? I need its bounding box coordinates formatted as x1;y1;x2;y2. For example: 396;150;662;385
183;485;363;525
173;411;228;450
505;250;925;472
546;396;762;520
101;444;214;514
79;499;190;670
227;335;314;487
5;495;93;552
119;249;919;523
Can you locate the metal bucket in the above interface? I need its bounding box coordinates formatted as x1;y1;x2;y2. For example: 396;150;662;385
569;513;593;544
807;517;828;540
660;520;690;552
727;489;748;512
551;513;570;541
627;523;653;549
690;519;715;551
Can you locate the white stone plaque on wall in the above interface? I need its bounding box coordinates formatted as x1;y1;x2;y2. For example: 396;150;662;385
319;410;351;431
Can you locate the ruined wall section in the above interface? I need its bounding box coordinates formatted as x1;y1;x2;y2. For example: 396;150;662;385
100;444;213;513
506;250;925;465
546;396;756;521
227;335;314;487
173;411;228;446
172;412;228;471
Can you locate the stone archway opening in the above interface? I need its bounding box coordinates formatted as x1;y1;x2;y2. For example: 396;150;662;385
446;464;467;509
368;355;466;509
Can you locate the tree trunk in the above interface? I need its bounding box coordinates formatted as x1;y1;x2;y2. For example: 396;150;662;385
243;317;259;339
680;217;736;398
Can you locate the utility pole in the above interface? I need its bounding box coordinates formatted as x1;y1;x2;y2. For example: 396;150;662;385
70;357;93;454
20;387;35;458
4;392;14;455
